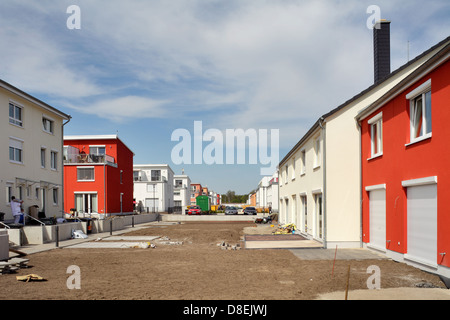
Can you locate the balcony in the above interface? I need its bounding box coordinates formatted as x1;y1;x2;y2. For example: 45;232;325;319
64;146;116;166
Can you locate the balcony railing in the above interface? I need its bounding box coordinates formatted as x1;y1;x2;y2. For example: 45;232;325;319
64;153;116;165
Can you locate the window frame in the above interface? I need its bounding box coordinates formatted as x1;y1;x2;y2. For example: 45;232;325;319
52;188;59;205
151;170;161;182
77;167;95;182
9;101;23;127
50;150;58;170
300;149;306;176
41;147;46;168
89;145;106;155
42;117;54;134
406;79;432;146
368;112;383;159
313;136;321;169
9;137;24;164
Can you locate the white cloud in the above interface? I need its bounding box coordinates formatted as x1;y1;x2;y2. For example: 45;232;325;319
0;0;448;148
65;96;170;122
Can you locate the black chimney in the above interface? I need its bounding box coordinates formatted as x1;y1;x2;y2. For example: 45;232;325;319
373;20;391;84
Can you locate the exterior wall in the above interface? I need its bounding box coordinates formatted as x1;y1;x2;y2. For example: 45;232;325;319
361;57;450;273
0;85;68;220
279;127;323;240
133;164;174;212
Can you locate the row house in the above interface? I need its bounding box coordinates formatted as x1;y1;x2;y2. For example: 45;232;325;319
1;79;70;221
174;173;191;213
267;173;279;212
356;42;450;278
190;183;202;205
278;20;450;249
63;135;134;217
133;164;174;213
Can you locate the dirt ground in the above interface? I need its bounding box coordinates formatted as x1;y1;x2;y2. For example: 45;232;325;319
0;221;447;300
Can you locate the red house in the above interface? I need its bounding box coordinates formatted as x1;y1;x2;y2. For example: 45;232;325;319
63;135;134;217
357;42;450;278
190;183;202;205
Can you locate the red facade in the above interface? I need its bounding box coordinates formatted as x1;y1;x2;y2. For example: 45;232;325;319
63;135;134;215
360;47;450;271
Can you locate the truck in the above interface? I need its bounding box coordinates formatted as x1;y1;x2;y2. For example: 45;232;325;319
196;195;211;213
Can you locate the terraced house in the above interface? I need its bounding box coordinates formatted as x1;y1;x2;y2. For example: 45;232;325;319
278;21;450;249
357;41;450;278
0;79;71;222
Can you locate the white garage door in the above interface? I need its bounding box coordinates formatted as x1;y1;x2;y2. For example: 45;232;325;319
406;184;437;266
369;189;386;252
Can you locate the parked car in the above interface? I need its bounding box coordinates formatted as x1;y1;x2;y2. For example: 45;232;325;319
243;206;257;215
188;205;202;215
225;206;238;215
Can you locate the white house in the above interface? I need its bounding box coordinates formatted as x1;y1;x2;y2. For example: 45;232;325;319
256;176;270;209
278;23;450;248
133;164;174;213
173;173;191;214
254;171;278;212
267;172;279;212
0;79;71;222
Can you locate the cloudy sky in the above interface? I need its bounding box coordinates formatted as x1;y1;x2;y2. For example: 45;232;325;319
1;1;449;194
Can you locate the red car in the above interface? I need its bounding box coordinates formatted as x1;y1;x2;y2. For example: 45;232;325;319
188;205;202;215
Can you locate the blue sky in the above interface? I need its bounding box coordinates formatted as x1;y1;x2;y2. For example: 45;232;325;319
1;1;449;194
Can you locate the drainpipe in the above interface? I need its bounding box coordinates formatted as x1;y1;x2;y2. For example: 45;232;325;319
319;117;327;249
104;163;107;218
356;119;363;248
62;116;72;218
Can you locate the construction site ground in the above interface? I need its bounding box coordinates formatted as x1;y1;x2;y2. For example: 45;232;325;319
0;221;449;301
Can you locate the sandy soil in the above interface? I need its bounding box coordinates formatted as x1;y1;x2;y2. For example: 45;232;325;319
0;221;447;300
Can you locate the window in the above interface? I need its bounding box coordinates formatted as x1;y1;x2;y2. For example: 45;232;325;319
9;102;23;127
89;146;106;155
6;184;13;204
151;170;161;182
52;188;58;205
77;167;95;181
300;150;306;175
314;136;321;168
42;117;54;134
291;157;296;180
41;148;46;168
284;165;288;184
51;151;58;170
368;112;383;158
9;138;23;164
407;79;432;144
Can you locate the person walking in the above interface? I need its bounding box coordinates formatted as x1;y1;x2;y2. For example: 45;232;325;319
10;196;24;224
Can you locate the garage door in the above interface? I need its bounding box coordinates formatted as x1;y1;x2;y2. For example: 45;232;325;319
406;184;437;267
369;189;386;252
